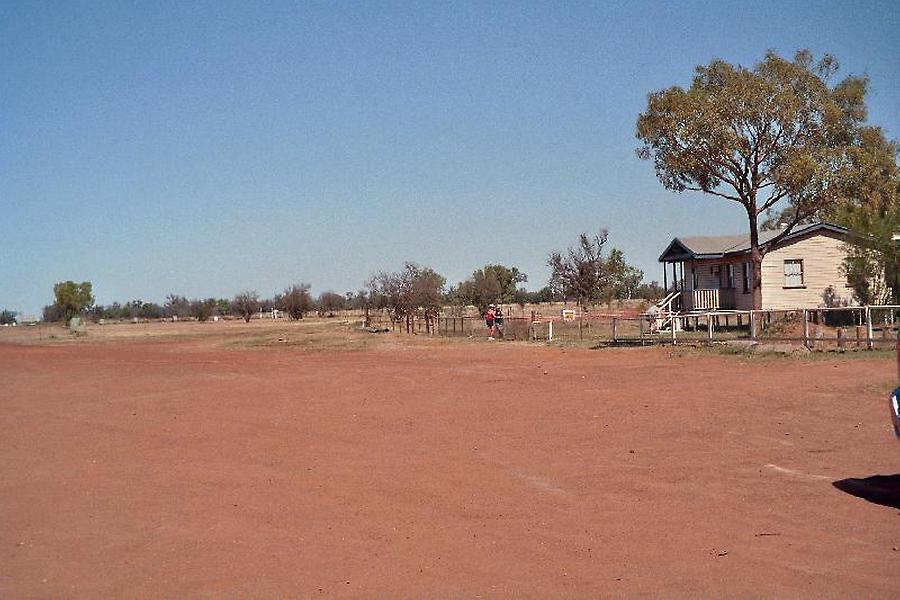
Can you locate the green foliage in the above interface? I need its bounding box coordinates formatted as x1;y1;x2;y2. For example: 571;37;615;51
279;283;314;320
823;129;900;303
346;289;371;311
51;281;94;322
482;265;527;304
452;264;528;312
190;298;218;322
605;248;644;301
100;302;123;320
548;231;643;310
634;281;666;302
636;50;881;308
42;304;64;322
367;262;446;320
523;286;561;304
0;309;17;325
216;298;231;317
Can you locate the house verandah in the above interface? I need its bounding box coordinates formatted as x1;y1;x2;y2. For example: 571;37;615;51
659;236;753;311
659;243;754;312
658;222;856;313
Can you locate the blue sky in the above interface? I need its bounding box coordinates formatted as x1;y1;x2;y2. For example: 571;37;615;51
2;1;898;314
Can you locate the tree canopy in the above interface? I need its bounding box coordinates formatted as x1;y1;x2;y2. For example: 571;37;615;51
452;264;528;312
51;281;94;322
548;231;642;310
367;262;445;321
279;284;314;320
232;291;259;323
317;291;346;316
823;129;900;302
637;50;881;308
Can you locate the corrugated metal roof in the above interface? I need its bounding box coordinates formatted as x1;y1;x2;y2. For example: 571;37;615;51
678;228;785;255
659;222;850;262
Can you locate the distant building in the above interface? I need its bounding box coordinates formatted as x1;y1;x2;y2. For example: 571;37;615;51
658;222;858;311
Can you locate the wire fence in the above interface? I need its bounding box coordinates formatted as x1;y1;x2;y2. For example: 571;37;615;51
365;305;900;349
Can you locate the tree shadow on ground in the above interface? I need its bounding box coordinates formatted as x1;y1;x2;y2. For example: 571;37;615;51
832;474;900;509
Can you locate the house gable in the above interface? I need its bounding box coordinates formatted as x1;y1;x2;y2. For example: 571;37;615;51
658;239;697;262
760;229;854;309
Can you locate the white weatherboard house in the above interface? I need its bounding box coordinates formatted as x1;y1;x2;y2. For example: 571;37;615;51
658;222;857;311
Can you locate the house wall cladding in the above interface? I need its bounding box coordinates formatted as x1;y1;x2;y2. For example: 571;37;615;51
760;231;854;309
686;258;754;310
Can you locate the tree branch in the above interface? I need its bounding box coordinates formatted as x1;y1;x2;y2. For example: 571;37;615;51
757;188;789;214
760;202;819;252
686;187;745;204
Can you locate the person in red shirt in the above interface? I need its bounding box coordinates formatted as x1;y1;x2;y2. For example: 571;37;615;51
484;304;496;340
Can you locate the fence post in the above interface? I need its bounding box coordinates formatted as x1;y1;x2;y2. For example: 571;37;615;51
707;313;713;345
548;320;553;341
803;310;809;348
837;328;844;349
750;310;757;340
866;306;873;350
671;315;677;345
639;317;645;346
612;318;617;344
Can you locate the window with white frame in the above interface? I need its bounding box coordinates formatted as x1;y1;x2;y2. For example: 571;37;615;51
726;263;735;289
783;259;804;288
742;262;751;293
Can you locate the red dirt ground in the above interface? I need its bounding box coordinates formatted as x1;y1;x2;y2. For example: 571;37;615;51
1;337;898;597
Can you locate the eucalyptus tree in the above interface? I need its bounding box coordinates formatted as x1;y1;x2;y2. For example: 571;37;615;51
51;281;94;322
367;262;445;324
637;50;880;308
548;230;639;311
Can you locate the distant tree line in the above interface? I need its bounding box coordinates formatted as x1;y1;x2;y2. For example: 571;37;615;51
35;231;658;323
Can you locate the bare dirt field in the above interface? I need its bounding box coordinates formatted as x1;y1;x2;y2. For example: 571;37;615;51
1;321;898;597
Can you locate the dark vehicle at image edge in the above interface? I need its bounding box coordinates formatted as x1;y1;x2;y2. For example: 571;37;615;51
891;388;900;439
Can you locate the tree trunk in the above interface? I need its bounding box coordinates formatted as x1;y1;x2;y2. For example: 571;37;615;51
750;246;763;310
748;211;764;310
